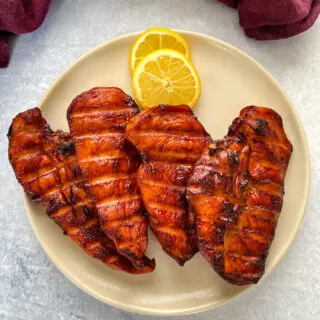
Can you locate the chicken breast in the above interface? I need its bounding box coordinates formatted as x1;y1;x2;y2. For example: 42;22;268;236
8;108;154;274
126;105;212;265
187;106;292;284
67;87;153;269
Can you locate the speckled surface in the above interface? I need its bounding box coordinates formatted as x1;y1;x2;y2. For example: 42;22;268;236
0;0;319;319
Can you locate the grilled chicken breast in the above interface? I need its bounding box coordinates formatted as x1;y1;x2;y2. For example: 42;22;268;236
67;87;153;269
187;106;292;284
126;105;212;265
8;108;154;274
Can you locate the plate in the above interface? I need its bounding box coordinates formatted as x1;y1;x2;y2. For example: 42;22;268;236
24;31;310;315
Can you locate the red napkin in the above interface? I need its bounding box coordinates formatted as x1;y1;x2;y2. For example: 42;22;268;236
217;0;320;40
0;0;52;68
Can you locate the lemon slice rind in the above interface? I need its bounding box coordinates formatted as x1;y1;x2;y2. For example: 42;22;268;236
130;28;191;72
132;48;201;110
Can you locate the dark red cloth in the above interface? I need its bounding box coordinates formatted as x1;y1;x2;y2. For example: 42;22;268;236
218;0;237;7
0;0;52;68
217;0;320;40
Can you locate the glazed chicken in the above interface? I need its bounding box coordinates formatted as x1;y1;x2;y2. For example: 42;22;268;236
67;87;153;269
126;105;212;265
8;108;155;274
187;106;292;284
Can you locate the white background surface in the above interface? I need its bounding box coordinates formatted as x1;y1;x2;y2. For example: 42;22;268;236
0;0;319;319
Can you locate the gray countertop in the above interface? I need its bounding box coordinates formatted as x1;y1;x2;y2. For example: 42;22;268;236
1;0;319;319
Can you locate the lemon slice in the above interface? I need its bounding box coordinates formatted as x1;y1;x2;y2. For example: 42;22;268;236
132;48;201;109
130;27;190;72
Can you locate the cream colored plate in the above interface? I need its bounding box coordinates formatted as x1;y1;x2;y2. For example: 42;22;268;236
24;31;310;316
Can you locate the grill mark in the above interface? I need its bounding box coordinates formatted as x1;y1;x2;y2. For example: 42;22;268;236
13;150;47;163
40;186;61;198
146;201;185;216
71;199;93;209
242;229;272;242
155;225;187;237
21;166;56;183
137;131;211;140
67;217;100;232
70;108;137;118
226;252;262;264
78;154;123;163
50;205;73;218
11;147;42;159
134;111;202;131
11;129;40;138
51;156;77;168
53;177;84;192
139;179;186;192
193;164;216;172
119;235;148;246
86;241;103;250
143;161;193;170
88;174;133;186
106;214;146;226
138;139;208;155
96;195;140;208
75;132;124;140
145;150;204;162
70;102;137;113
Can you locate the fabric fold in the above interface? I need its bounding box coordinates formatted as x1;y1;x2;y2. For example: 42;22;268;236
217;0;320;40
0;0;52;67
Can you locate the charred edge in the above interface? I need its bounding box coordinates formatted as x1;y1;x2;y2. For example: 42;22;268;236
174;256;189;267
252;119;269;136
143;257;156;268
181;194;190;212
209;147;219;157
228;124;236;135
223;201;233;213
150;163;156;174
125;95;139;111
234;132;245;143
210;251;225;274
123;140;142;164
159;104;167;112
289;141;293;153
73;163;83;177
112;160;120;169
229;153;240;164
240;179;249;191
271;196;282;210
221;272;263;285
57;141;76;157
69;187;77;205
141;208;148;217
223;201;238;223
66;101;75;122
28;191;41;202
214;224;226;244
46;200;65;216
119;249;144;268
7;123;13;139
83;205;92;218
125;183;133;193
140;152;149;163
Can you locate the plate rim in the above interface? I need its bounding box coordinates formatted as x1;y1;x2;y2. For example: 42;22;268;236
23;30;311;316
